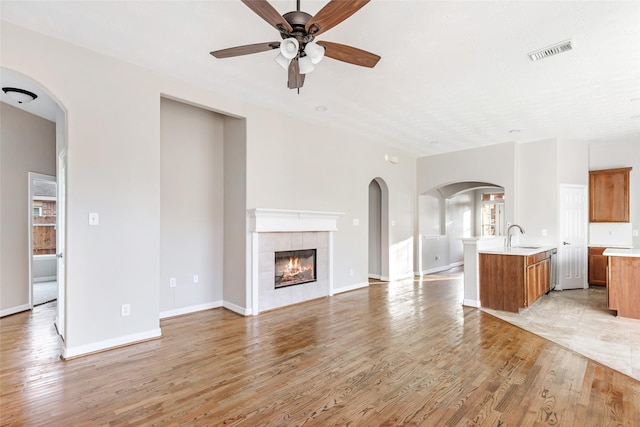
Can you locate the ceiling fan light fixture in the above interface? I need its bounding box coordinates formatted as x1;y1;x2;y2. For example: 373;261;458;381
299;56;315;74
280;37;299;59
2;87;38;104
274;53;291;70
304;41;325;64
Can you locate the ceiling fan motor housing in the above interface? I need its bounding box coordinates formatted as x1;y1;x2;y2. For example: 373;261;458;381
282;11;315;49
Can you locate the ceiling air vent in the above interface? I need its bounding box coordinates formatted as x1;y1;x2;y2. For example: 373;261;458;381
528;39;573;61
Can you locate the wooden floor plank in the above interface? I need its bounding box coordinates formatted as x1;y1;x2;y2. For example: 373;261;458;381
1;272;639;426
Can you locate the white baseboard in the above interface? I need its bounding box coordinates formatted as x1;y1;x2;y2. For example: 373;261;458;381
463;299;481;308
33;276;57;283
0;304;31;318
333;281;369;294
421;262;463;276
160;300;223;319
63;328;162;359
223;300;252;316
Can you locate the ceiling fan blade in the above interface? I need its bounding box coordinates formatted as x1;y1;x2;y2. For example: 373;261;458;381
241;0;293;33
210;42;280;58
305;0;370;36
287;59;305;89
317;41;380;68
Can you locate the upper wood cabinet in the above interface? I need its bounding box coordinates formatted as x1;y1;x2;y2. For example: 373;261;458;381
589;167;632;222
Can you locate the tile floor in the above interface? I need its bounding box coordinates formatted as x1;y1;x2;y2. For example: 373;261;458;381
483;287;640;381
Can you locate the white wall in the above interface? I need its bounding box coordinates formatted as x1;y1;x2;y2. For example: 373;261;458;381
159;98;224;315
1;21;415;354
516;139;559;247
418;194;442;236
245;109;416;286
0;102;55;315
417;142;517;223
446;191;474;261
589;140;640;248
32;255;57;282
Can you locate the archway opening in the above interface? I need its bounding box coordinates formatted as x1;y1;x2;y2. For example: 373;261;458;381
368;177;389;280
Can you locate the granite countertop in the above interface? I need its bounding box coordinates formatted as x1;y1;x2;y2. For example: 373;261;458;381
602;248;640;258
478;246;556;256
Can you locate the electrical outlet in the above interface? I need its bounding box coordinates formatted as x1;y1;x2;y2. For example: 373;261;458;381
633;229;639;237
169;277;176;288
193;274;199;284
121;304;130;317
88;212;99;226
541;229;547;236
353;218;359;226
349;268;354;277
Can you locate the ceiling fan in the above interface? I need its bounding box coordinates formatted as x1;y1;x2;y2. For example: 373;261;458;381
210;0;381;90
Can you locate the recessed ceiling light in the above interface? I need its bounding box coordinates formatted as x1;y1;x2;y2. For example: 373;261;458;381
315;105;327;112
509;129;521;134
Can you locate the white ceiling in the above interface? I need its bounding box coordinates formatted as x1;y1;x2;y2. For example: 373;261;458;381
1;1;639;156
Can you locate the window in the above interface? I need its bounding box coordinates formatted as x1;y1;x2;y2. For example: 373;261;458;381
481;192;504;236
33;206;43;217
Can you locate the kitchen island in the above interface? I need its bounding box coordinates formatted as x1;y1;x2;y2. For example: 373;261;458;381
603;248;640;319
478;246;556;313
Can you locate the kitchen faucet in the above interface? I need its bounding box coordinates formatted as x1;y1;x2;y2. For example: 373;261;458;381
506;224;525;250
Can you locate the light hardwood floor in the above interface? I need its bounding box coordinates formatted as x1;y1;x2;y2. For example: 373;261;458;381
1;271;639;426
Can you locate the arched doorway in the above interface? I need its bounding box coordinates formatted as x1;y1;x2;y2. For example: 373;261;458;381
417;181;504;275
368;178;389;280
1;67;67;339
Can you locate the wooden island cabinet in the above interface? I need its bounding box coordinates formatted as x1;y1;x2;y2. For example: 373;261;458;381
604;248;640;319
479;248;553;313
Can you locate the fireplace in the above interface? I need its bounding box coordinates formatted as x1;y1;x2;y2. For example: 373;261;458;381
275;249;316;288
249;208;343;314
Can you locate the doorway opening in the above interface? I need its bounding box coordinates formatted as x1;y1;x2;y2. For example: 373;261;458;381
29;173;57;306
368;178;389;280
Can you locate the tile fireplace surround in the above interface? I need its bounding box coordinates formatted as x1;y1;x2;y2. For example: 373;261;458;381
248;209;343;314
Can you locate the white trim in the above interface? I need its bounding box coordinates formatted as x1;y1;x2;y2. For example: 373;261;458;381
328;231;334;296
420;261;463;276
62;328;162;359
160;301;222;319
251;232;259;315
463;299;481;308
0;304;31;318
223;300;252;316
333;281;369;294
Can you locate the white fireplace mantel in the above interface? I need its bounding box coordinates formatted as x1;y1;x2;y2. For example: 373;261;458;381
248;208;344;233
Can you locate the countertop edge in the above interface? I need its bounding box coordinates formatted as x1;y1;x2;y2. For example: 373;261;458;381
478;246;557;256
602;248;640;258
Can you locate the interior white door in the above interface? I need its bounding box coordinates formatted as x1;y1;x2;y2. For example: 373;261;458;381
558;184;588;290
56;150;66;339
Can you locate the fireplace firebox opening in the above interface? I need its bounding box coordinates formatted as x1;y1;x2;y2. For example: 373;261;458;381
275;249;317;288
